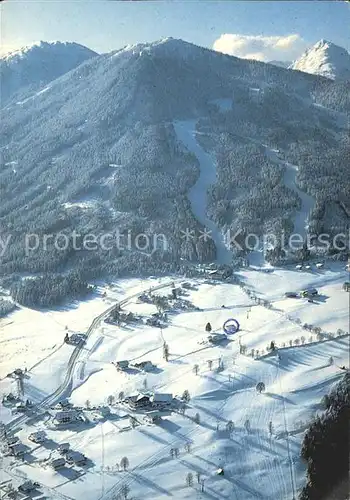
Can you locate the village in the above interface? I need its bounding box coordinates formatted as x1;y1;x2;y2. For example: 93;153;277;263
0;259;349;500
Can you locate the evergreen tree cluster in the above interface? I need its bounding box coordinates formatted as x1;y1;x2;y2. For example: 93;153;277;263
299;372;350;500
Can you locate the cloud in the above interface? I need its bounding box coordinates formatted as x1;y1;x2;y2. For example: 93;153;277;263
213;34;307;62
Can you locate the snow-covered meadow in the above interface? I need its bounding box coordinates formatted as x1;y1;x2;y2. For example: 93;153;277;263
0;266;348;500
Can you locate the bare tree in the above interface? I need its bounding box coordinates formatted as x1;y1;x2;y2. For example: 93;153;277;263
244;419;251;433
130;416;137;429
163;342;169;362
118;391;125;401
118;483;130;500
268;421;273;436
329;356;334;366
300;336;306;345
143;378;148;390
193;364;199;376
184;442;191;453
85;399;91;409
196;471;201;484
250;348;255;358
186;472;194;487
107;395;115;406
174;447;179;458
120;456;129;471
170;448;175;459
207;359;213;370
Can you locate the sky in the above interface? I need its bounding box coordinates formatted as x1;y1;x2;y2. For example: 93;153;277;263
1;1;350;61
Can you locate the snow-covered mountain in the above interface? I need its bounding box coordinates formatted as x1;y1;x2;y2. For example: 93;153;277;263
290;39;350;80
0;40;98;106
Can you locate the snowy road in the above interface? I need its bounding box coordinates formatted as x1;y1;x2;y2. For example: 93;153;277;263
174;120;233;265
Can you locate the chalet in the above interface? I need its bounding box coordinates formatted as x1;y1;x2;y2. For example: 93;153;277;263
343;282;350;292
134;361;156;372
51;457;65;470
57;442;70;455
150;393;173;407
127;393;150;410
54;410;79;425
115;360;129;371
28;431;46;443
66;451;87;466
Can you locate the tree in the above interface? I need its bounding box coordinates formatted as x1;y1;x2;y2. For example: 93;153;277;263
250;348;255;358
205;322;212;332
268;421;273;436
174;447;179;458
256;382;266;394
207;359;213;370
184;442;191;453
194;412;201;424
226;420;234;432
118;391;125;401
244;419;251;432
182;389;190;402
120;456;129;471
130;416;137;429
269;340;276;351
107;395;115;406
196;471;201;484
170;448;175;459
193;364;199;376
163;342;169;362
85;399;91;409
329;356;334;366
186;472;194;487
143;378;148;390
119;483;130;500
301;336;306;345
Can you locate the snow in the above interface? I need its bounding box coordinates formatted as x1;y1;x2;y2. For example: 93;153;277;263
0;268;348;500
174;121;232;265
290;39;350;80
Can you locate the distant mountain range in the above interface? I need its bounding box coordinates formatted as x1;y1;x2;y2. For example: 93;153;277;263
0;37;349;304
290;39;350;80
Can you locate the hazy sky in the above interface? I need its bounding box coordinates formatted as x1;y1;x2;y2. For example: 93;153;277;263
1;1;349;60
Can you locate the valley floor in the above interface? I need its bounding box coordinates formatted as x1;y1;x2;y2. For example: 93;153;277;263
0;264;349;500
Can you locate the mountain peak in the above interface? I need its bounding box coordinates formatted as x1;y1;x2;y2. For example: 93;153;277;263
290;39;350;80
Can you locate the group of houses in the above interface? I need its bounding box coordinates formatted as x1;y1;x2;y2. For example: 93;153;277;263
125;392;173;412
114;359;157;372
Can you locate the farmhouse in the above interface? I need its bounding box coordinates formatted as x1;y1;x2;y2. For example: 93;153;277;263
66;451;87;466
144;410;163;423
127;393;150;410
58;443;70;454
51;457;66;469
150;393;173;407
208;333;227;344
115;360;129;371
134;360;156;372
28;430;46;443
9;442;27;457
54;410;79;425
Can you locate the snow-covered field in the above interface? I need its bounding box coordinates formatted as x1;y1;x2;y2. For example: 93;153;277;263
0;266;348;500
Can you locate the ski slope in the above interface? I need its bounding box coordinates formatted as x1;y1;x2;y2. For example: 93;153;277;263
0;267;348;500
174;121;232;265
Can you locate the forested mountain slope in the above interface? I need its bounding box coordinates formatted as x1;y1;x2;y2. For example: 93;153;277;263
0;38;349;303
